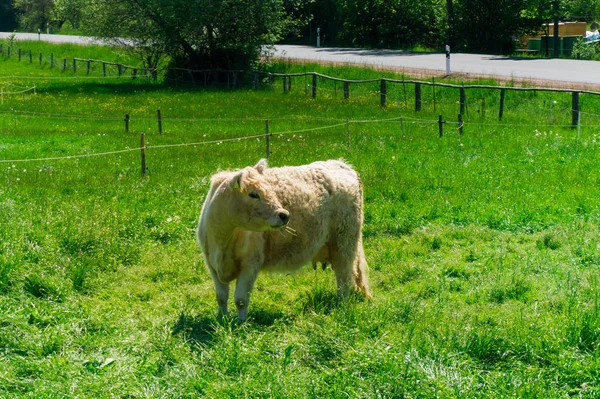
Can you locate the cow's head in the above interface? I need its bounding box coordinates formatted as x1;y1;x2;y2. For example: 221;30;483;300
221;159;289;232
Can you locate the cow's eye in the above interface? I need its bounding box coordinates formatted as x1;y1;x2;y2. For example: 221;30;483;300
249;191;260;199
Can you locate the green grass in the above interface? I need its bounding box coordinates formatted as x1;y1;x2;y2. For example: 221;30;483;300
2;41;600;398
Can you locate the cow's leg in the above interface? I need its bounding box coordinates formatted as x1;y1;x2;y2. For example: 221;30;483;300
329;239;359;298
207;265;230;317
234;265;259;322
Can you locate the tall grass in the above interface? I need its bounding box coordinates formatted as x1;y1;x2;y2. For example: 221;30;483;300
1;41;600;398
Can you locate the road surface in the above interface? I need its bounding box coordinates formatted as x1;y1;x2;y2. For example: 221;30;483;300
1;32;598;88
273;45;600;88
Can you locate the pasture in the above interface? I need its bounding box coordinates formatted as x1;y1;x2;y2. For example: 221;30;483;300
2;41;600;398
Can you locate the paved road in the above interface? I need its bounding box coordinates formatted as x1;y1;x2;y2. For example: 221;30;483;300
2;32;599;87
274;45;600;87
0;32;104;45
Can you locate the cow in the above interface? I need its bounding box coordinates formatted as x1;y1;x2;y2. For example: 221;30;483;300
197;159;371;321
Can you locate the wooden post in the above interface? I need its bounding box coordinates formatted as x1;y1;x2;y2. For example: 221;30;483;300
73;59;76;72
481;98;486;118
50;53;53;68
125;114;130;133
346;118;350;148
344;81;349;99
140;133;146;177
460;86;466;115
287;75;291;93
400;115;405;138
103;62;106;77
458;114;464;135
402;75;407;108
572;91;580;129
283;75;288;93
415;83;422;112
132;68;137;79
439;115;444;137
432;77;437;112
118;64;122;76
63;58;66;71
265;120;270;159
29;50;32;63
157;109;163;134
499;89;505;121
380;79;387;107
312;74;317;98
87;60;91;75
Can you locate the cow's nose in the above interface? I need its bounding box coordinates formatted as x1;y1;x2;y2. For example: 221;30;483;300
278;211;289;225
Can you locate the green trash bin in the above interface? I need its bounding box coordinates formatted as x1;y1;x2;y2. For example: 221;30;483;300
528;38;541;51
540;36;563;56
562;35;581;56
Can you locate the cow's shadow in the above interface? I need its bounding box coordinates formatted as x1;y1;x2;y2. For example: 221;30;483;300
171;307;291;349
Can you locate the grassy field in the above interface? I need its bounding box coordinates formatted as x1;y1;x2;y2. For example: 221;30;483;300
2;41;600;398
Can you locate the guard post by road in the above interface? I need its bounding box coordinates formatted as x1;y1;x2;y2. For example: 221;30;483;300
445;45;451;75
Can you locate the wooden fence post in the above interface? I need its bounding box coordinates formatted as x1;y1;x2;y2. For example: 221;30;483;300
344;81;349;99
103;62;106;76
29;50;32;63
432;77;437;112
415;83;422;112
346;118;350;149
140;133;146;177
572;91;580;129
458;114;464;135
460;86;466;115
400;115;405;138
157;109;163;134
87;60;91;75
312;74;317;98
125;114;130;133
73;59;76;72
481;98;486;118
50;53;53;68
283;75;288;93
380;79;387;107
287;75;291;93
438;115;444;137
265;119;270;159
499;89;505;121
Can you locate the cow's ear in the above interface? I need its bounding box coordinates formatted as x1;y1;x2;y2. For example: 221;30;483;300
254;158;268;174
230;172;242;191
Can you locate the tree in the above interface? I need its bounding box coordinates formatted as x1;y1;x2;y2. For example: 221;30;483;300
52;0;86;29
84;0;303;74
452;0;545;53
0;0;17;31
13;0;54;31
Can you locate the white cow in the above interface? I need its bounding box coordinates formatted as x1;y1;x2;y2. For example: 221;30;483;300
197;159;371;321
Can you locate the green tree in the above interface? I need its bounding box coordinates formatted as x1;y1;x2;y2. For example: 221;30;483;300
452;0;545;53
52;0;86;29
84;0;303;73
0;0;17;31
13;0;53;31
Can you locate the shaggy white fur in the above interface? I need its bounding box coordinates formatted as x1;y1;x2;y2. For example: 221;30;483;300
197;159;371;321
